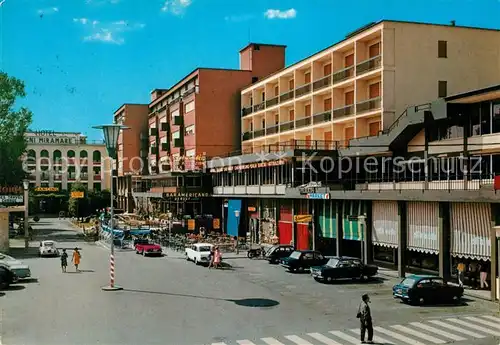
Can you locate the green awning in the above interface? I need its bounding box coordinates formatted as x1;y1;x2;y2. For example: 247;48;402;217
343;201;367;241
318;201;337;239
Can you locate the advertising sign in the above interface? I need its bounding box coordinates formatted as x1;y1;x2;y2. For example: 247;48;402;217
213;218;220;230
0;195;24;203
294;215;312;223
71;191;85;199
187;219;196;231
34;187;59;193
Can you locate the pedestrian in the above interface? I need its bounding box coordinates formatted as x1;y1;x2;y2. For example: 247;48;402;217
457;261;466;287
479;261;489;289
213;246;221;269
60;249;68;273
357;294;373;344
72;247;81;272
469;261;479;289
208;247;215;269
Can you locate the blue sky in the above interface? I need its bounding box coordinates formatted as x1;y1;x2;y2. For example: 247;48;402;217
1;0;499;140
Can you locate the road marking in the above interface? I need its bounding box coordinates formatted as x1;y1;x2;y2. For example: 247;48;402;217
236;340;257;345
328;330;359;344
211;343;227;345
348;329;394;344
374;326;426;345
465;316;500;330
409;322;467;341
428;320;486;338
481;315;500;322
261;338;286;345
308;332;342;344
447;318;500;337
284;335;314;345
391;325;446;344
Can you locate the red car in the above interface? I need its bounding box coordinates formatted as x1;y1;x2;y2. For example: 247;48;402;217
135;240;162;257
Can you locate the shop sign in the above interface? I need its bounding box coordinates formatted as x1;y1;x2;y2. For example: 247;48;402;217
34;187;59;193
0;186;22;194
25;131;81;145
213;218;220;229
294;214;312;223
0;195;24;203
71;191;85;199
187;219;196;231
298;181;323;194
247;206;256;212
306;193;330;200
210;159;286;173
164;192;210;198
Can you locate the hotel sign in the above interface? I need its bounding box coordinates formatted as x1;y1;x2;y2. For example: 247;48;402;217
164;192;210;198
25;131;81;145
0;186;22;194
210;159;286;173
34;187;59;193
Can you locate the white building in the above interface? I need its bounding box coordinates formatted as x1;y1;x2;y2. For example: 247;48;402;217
24;131;111;191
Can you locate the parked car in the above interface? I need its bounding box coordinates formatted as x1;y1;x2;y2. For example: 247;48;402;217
310;257;378;282
135;241;162;256
392;274;464;305
266;245;294;264
185;243;214;265
0;253;31;279
39;240;60;257
0;264;17;289
280;250;328;272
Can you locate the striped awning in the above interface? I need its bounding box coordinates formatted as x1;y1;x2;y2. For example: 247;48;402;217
372;201;399;248
451;202;491;260
407;202;439;254
343;201;367;241
318;201;337;239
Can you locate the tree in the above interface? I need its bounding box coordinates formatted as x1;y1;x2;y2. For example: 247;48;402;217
68;182;87;217
0;73;33;186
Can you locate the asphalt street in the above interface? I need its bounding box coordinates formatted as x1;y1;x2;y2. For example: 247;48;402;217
1;217;499;345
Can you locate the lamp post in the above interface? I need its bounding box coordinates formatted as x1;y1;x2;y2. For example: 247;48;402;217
93;124;128;291
23;179;29;249
234;210;240;254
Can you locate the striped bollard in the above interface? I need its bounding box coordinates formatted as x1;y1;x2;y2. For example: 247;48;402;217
110;254;115;287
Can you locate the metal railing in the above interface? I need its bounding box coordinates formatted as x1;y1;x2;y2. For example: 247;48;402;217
253;129;265;138
266;125;279;135
266;97;279;108
313;110;332;124
295;83;311;98
295;116;312;129
356;97;381;113
332;66;354;84
312;75;331;91
332;104;354;118
242;132;252;141
253;102;265;112
356;55;381;76
241;106;253;117
280;120;295;133
279;90;294;103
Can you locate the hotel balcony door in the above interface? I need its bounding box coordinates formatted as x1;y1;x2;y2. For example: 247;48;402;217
324;98;332;111
344;127;354;147
305;135;312;149
305;104;311;117
345;54;354;67
345;91;354;105
369;121;380;136
369;43;380;58
369;82;381;98
324;131;332;149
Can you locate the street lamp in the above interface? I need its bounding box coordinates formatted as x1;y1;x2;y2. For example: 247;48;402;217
234;210;240;254
23;179;29;249
93;124;128;291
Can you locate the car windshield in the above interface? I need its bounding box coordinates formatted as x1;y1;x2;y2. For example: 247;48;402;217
198;246;212;252
289;251;301;259
400;278;417;287
326;258;339;267
44;242;54;247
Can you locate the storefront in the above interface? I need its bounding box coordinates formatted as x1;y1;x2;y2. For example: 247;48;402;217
257;199;278;245
278;200;293;245
342;200;368;257
372;201;399;264
317;200;337;255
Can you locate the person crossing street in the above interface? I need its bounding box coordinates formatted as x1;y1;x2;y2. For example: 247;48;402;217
357;294;374;344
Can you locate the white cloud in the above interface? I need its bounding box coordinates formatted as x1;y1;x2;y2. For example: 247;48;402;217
73;17;89;25
84;29;124;45
76;19;145;44
38;7;59;15
264;8;297;19
86;0;120;5
225;14;254;22
161;0;192;15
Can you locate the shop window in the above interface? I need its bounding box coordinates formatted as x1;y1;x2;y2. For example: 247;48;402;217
438;80;447;98
438;40;447;58
493;102;500;133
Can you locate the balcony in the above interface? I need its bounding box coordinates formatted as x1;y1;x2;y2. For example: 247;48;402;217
173;138;184;148
266;125;279;135
79;173;89;180
332;104;354;119
67;158;76;165
173;116;183;126
312;75;331;91
40;174;50;181
356;55;381;76
266;97;279;108
295;117;312;129
313;110;332;124
182;86;196;98
160;122;169;131
280;120;294;132
279;90;294;103
356;97;381;114
295;84;311;98
332;66;354;84
253;129;265;139
242;106;253;117
161;142;169;151
94;175;101;181
151;146;158;154
54;174;62;181
150;127;158;136
242;132;252;141
253;102;265;112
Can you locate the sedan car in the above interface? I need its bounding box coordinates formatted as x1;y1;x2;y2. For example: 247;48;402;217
0;264;17;289
392;274;464;305
0;253;31;279
39;240;59;257
185;243;214;265
266;245;294;264
135;241;162;256
311;257;378;282
280;250;328;272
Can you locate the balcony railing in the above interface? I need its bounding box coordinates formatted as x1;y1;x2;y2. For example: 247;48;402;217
295;83;311;98
266;125;279;135
54;174;62;181
332;66;354;84
242;132;252;141
266;97;279;108
295;116;312;129
253;102;265;112
312;75;331;91
242;106;253;117
356;97;381;113
279;90;294;103
280;120;294;132
313;110;332;124
253;129;265;139
94;175;101;181
332;104;354;118
356;55;382;76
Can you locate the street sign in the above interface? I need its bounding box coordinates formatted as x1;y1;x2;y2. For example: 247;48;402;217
306;193;330;199
0;195;23;203
71;191;84;199
294;215;312;223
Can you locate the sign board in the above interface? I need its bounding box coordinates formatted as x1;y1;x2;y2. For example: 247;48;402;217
34;187;59;193
248;206;256;212
0;195;24;203
213;218;220;230
0;186;22;194
306;193;330;199
187;219;196;231
71;191;85;199
210;159;286;173
164;192;210;198
294;215;312;223
298;181;323;194
25;131;82;145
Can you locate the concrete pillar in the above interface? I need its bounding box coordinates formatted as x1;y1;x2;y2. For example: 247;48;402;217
0;211;9;252
336;201;343;256
312;200;316;251
365;201;373;264
397;200;407;278
490;221;498;302
439;202;451;281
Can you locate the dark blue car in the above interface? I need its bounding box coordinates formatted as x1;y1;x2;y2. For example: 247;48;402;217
392;274;463;305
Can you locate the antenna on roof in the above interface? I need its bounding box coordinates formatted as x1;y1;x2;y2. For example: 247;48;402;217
450;20;456;26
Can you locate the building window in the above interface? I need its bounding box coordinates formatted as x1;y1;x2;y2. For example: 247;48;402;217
185;101;195;113
186;149;195;157
93;183;101;192
438;40;447;58
185;125;195;136
171;109;180;120
275;114;279;125
493;102;500;134
172;131;180;139
438;81;447;98
262;92;265;102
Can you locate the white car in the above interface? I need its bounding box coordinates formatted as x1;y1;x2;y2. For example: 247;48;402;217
39;240;60;257
0;253;31;279
185;243;213;265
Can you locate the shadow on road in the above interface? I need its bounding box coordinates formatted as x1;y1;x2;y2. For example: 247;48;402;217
7;248;41;259
22;278;39;284
0;292;5;297
323;277;387;285
122;288;279;308
5;285;26;291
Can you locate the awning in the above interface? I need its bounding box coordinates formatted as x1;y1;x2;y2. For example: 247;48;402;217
343;201;367;241
407;202;439;254
372;201;399;248
451;202;491;260
318;201;337;239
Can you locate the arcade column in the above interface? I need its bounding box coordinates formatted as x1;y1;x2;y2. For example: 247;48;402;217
0;210;9;251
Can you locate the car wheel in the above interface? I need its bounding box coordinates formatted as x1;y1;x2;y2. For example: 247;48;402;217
194;258;198;265
314;277;320;282
185;253;189;261
142;251;146;257
326;276;333;283
418;297;425;305
288;267;295;273
452;295;461;303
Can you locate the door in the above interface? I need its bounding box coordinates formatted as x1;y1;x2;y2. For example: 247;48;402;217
323;63;332;76
324;131;333;149
369;43;380;58
369;121;380;136
302;252;315;268
274;85;279;97
305;72;311;84
305;104;311;117
345;54;354;67
345;91;354;105
345;127;354;147
305;135;312;149
369;82;381;98
289;79;295;90
417;278;434;302
289;109;295;121
324;98;332;111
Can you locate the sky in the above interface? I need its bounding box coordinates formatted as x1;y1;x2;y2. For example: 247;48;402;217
1;0;499;140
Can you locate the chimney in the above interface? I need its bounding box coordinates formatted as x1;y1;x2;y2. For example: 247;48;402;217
450;20;456;26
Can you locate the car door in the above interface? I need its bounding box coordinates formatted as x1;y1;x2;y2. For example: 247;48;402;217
430;278;448;302
347;260;363;278
334;260;350;279
416;279;434;302
302;252;314;269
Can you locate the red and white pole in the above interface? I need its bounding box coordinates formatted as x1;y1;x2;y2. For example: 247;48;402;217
110;254;115;288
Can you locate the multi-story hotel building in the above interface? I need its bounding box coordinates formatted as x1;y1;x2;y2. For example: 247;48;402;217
131;44;286;217
208;20;500;300
25;131;111;191
114;104;149;213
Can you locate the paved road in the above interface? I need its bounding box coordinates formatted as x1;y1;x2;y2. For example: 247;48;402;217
1;217;499;345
